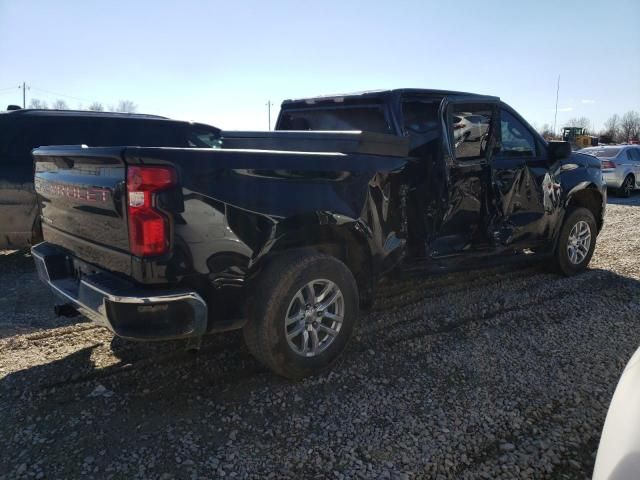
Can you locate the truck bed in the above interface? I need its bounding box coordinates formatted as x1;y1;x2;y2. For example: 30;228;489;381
220;130;409;157
33;140;408;288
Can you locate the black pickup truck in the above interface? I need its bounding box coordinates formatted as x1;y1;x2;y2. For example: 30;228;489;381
32;89;606;379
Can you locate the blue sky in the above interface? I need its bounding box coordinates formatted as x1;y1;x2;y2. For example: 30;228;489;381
1;0;639;131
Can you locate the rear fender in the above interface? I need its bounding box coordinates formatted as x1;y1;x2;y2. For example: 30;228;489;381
248;214;377;305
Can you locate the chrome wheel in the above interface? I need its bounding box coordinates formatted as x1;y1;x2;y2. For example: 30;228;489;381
284;279;344;357
566;220;591;265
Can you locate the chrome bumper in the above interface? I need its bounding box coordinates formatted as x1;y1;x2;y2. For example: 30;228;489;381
31;242;207;341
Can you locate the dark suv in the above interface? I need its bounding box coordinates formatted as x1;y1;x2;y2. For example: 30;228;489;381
0;108;220;248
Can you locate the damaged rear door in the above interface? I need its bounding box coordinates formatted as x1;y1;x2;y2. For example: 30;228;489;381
427;96;499;256
490;107;549;248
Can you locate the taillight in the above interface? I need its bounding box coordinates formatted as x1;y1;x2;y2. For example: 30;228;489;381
454;123;464;130
127;166;176;257
601;160;616;169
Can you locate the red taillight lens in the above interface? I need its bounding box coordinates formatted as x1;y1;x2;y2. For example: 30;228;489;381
601;160;616;169
127;166;176;257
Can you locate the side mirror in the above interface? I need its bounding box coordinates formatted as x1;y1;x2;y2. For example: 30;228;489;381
548;141;572;161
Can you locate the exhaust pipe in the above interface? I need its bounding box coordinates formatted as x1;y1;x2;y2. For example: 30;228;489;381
54;304;80;318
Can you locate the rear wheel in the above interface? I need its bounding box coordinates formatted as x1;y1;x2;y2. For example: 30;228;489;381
243;251;359;380
553;207;597;276
619;174;635;198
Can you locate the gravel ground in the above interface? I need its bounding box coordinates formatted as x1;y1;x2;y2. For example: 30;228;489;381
1;196;639;480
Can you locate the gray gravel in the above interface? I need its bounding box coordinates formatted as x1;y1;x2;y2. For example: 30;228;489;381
1;195;640;479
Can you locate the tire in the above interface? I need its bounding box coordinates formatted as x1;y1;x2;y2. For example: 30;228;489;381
553;207;597;276
618;175;635;198
243;251;359;380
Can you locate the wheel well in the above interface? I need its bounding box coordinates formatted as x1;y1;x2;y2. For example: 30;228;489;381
254;227;374;309
567;188;604;230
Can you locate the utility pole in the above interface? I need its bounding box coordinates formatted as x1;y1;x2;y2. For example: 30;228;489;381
18;82;29;108
266;100;272;131
553;75;560;137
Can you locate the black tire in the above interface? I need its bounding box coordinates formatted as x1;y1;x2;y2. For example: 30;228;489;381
553;207;597;276
618;174;635;198
243;251;359;380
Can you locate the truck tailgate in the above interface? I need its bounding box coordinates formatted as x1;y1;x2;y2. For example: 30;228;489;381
34;146;129;252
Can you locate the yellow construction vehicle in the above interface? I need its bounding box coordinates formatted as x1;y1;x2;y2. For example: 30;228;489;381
562;127;598;149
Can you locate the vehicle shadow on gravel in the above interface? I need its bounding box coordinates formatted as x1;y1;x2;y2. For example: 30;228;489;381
4;263;639;398
0;249;78;339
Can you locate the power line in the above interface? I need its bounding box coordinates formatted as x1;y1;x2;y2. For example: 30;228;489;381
30;86;94;103
0;86;18;92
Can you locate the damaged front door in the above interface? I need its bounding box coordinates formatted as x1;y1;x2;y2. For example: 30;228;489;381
490;108;548;248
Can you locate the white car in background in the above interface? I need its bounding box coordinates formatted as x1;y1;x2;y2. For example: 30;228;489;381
593;345;640;479
452;113;490;142
580;145;640;197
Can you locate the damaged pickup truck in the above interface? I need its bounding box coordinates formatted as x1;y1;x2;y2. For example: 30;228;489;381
31;89;605;379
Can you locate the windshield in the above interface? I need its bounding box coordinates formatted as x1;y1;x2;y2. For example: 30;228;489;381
277;106;391;134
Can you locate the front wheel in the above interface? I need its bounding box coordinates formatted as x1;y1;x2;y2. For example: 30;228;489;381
553;207;597;276
243;251;359;380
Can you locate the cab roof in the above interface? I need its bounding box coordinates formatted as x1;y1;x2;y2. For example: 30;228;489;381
281;88;499;107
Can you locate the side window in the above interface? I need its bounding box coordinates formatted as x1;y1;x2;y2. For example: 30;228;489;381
499;110;536;157
631;149;640;162
186;128;222;148
450;104;494;160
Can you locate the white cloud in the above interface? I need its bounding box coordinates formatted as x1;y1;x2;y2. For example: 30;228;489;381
581;99;596;104
554;107;574;112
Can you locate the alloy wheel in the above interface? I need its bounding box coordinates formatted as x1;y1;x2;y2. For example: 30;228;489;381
284;279;344;357
566;220;591;265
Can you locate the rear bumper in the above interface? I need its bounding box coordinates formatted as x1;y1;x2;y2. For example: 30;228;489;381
31;242;207;341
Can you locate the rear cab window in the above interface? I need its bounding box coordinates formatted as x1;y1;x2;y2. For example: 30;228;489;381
277;105;392;134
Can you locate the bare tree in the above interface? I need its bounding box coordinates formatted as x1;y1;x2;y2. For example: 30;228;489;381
28;98;48;109
114;100;137;113
602;114;621;143
538;123;555;139
620;111;640;142
51;99;69;110
88;102;104;111
565;117;592;133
